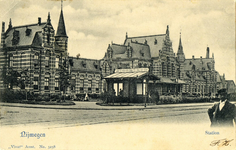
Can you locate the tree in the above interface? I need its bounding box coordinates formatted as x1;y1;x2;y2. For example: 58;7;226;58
3;68;21;89
58;57;73;101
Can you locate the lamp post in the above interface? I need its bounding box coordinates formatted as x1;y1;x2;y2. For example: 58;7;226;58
144;79;148;108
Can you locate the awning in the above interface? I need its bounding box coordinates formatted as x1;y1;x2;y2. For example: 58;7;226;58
104;68;159;80
157;77;187;84
159;77;175;84
105;71;148;79
177;79;187;84
105;68;148;79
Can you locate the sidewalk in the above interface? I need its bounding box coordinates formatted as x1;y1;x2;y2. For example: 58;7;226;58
0;101;215;110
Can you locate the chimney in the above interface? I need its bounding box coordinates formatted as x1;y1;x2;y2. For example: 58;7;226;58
1;22;5;47
206;47;210;58
2;22;5;33
38;17;41;25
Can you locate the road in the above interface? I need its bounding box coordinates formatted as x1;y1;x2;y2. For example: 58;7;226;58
1;102;235;150
0;102;211;128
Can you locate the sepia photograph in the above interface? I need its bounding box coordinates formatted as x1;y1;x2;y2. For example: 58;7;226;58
0;0;235;149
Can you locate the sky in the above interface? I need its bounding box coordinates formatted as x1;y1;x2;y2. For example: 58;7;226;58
0;0;235;82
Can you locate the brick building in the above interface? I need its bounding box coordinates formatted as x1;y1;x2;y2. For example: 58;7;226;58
0;6;234;99
0;6;102;97
101;27;234;97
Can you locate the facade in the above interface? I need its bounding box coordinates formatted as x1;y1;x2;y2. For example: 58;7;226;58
226;80;236;94
101;27;234;97
0;7;234;98
0;7;102;97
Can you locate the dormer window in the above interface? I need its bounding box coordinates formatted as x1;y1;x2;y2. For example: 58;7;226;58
25;28;31;36
94;62;98;69
140;50;144;57
82;61;86;68
144;39;147;45
154;39;157;45
12;30;20;45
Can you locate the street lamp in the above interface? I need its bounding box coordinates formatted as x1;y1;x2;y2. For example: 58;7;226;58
143;79;148;108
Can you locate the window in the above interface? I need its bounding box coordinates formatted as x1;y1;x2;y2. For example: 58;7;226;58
33;77;38;90
96;81;99;93
34;53;39;68
47;34;50;43
20;53;23;68
44;78;49;90
9;55;13;67
80;79;84;93
34;54;39;60
55;57;59;69
162;62;166;77
55;78;59;90
114;83;123;96
88;80;92;93
70;76;76;91
45;56;49;67
154;39;157;45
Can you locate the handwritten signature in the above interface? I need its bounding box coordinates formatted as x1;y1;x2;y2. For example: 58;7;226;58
210;138;234;147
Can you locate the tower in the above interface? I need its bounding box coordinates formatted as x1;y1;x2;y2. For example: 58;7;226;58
177;32;185;62
54;0;68;56
42;12;55;47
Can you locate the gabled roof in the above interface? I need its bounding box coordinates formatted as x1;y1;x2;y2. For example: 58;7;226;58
109;42;151;60
183;58;213;71
5;23;46;47
124;34;166;57
70;57;101;73
226;80;235;86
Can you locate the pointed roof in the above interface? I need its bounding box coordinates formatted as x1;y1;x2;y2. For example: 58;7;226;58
46;12;52;25
55;10;67;37
8;18;12;29
177;33;184;54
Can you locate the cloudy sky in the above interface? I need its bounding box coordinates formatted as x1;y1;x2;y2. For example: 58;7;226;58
0;0;235;81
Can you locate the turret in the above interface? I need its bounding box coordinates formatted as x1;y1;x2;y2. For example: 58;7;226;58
177;32;185;62
47;12;52;25
8;18;12;30
55;1;68;54
166;25;169;36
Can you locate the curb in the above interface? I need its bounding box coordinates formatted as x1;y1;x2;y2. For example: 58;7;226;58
0;103;214;111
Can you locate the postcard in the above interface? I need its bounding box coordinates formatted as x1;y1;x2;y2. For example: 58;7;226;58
0;0;235;150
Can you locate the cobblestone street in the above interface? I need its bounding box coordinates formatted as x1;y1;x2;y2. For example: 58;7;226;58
0;102;212;128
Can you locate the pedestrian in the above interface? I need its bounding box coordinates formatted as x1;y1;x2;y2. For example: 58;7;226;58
84;93;89;101
208;88;236;127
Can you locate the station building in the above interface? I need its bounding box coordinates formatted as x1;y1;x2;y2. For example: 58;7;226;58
0;6;234;99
